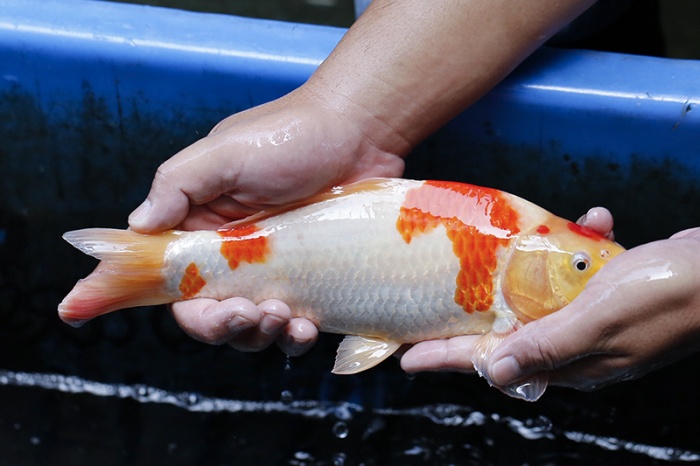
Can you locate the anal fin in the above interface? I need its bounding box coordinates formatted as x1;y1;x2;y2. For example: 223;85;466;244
332;336;402;375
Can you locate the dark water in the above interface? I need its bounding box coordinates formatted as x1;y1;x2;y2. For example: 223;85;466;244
1;286;699;466
2;369;699;465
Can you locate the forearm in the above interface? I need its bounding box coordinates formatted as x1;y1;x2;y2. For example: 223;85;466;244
304;0;595;155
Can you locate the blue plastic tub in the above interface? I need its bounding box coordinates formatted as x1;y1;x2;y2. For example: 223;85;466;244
1;1;699;464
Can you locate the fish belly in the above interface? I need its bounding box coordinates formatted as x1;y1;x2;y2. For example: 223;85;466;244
276;219;495;342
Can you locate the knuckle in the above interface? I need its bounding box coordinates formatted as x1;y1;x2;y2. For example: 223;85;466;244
526;335;562;371
191;322;229;345
152;163;171;188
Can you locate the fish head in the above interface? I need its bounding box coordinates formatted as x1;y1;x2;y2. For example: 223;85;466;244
502;218;625;322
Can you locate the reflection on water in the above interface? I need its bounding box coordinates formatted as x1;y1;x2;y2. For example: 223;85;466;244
2;370;697;464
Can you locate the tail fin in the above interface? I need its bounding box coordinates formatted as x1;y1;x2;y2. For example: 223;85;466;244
58;228;176;327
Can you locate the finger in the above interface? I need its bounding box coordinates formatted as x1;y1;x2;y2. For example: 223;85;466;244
171;297;260;345
176;205;235;231
546;354;630;390
399;335;482;373
128;133;243;234
277;318;319;357
486;284;612;387
176;200;264;231
577;207;614;240
227;299;292;352
205;196;262;220
671;227;700;239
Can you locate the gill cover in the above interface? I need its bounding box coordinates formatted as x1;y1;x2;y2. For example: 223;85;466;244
502;220;624;322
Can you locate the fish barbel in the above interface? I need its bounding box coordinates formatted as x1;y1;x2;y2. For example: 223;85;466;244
59;178;624;399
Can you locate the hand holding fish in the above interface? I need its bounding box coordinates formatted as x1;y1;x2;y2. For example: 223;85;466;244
127;91;406;233
126;91;404;355
486;227;700;393
127;0;595;234
169;296;318;357
403;213;700;399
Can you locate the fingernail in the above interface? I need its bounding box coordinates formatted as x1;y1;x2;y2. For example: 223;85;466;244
128;199;152;225
490;356;522;386
228;315;254;334
260;313;285;336
278;333;313;357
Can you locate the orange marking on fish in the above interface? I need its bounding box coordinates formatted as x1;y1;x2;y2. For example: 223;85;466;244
567;222;604;241
537;225;550;234
397;181;520;313
179;262;207;299
395;207;443;243
218;224;270;270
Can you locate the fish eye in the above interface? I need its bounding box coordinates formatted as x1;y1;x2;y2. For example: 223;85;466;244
572;252;591;272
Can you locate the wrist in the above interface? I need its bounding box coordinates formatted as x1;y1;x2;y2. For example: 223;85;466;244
296;76;415;160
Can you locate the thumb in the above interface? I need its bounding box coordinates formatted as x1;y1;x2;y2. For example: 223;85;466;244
128;134;236;233
486;289;607;388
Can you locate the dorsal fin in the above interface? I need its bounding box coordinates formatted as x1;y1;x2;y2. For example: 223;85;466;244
332;335;402;374
219;178;395;231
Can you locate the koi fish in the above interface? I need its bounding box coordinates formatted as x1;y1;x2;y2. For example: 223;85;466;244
59;178;624;400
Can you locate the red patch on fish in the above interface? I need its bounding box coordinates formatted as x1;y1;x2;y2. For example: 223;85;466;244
567;222;604;241
179;262;207;299
397;181;520;313
218;224;270;270
536;225;550;234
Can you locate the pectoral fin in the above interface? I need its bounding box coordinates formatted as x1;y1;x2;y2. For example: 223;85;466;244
332;336;402;375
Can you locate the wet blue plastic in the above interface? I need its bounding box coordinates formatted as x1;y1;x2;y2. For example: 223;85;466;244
0;0;335;122
1;0;700;464
2;0;698;168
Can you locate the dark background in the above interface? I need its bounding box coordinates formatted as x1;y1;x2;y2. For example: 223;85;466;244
1;1;699;465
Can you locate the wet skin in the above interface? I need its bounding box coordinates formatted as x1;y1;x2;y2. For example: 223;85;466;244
402;211;700;396
124;0;700;394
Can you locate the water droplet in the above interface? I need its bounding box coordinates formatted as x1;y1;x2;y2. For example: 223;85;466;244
361;417;385;440
332;421;349;439
284;355;292;372
333;452;347;465
281;390;294;403
404;445;428;457
333;404;353;421
293;451;313;461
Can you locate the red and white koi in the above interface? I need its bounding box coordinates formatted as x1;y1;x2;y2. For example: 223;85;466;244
59;178;624;399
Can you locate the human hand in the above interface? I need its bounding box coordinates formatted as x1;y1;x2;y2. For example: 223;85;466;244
485;227;700;395
170;297;318;357
128;89;405;233
401;208;700;398
128;89;405;355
